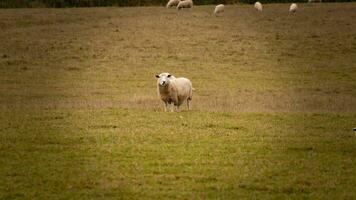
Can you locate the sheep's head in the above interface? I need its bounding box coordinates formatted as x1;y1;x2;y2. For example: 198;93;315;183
155;73;173;87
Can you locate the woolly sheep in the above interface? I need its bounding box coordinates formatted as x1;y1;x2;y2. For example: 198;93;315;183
166;0;180;8
308;0;322;3
254;2;263;11
214;4;225;16
289;3;298;13
177;0;193;10
155;72;193;112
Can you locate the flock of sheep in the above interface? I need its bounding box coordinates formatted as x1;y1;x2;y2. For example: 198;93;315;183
166;0;306;15
157;0;323;112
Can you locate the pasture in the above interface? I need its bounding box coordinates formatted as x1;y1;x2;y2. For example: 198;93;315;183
1;3;356;199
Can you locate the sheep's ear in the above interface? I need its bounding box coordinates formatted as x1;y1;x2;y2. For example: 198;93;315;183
155;75;159;78
167;74;171;78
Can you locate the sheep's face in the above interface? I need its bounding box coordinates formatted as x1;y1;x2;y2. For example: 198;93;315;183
155;73;172;87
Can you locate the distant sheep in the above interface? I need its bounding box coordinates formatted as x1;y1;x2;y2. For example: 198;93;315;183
254;2;263;11
214;4;225;16
166;0;180;8
308;0;322;3
177;0;193;10
155;72;193;112
289;3;298;13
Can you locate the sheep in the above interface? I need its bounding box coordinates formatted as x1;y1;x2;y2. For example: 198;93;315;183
214;4;225;16
289;3;298;13
166;0;180;8
254;2;263;12
177;0;193;10
308;0;322;3
155;72;193;112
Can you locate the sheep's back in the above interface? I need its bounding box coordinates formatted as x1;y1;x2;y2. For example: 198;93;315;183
174;78;192;97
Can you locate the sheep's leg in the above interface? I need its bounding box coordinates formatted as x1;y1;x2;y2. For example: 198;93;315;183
187;99;190;111
164;102;168;112
170;103;174;112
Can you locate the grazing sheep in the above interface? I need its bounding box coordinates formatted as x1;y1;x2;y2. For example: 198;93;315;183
308;0;322;3
254;2;263;11
214;4;225;16
155;73;193;112
177;0;193;10
166;0;180;8
289;3;298;13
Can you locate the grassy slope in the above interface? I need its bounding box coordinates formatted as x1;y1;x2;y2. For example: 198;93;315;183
0;3;356;199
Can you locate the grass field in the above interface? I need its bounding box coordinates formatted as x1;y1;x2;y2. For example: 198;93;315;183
1;3;356;199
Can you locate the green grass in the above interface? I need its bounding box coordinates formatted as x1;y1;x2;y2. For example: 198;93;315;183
1;109;356;199
1;3;356;199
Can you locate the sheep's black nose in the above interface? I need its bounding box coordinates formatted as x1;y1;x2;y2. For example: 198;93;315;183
162;81;165;84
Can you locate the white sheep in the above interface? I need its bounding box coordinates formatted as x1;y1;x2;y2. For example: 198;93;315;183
166;0;180;8
308;0;322;3
155;73;193;112
177;0;193;10
289;3;298;13
254;2;263;12
214;4;225;16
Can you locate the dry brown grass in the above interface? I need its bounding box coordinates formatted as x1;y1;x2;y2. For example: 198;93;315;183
1;4;356;113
